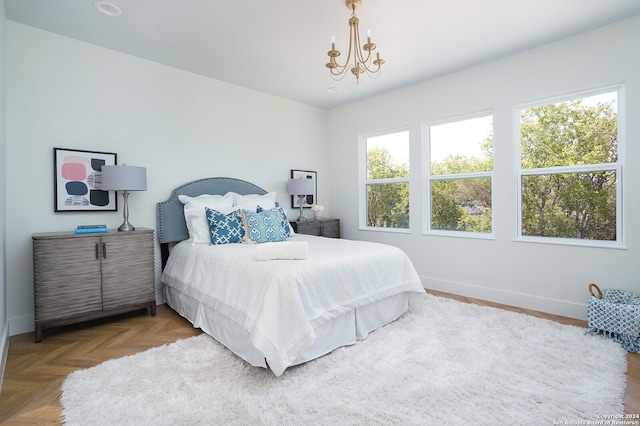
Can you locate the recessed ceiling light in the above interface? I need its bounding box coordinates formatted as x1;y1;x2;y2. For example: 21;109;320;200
327;87;341;94
94;1;122;17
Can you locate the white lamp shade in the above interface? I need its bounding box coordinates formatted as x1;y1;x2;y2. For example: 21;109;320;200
101;165;147;191
288;178;314;196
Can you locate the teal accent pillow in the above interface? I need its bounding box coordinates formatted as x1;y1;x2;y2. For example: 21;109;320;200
242;207;290;243
255;205;292;238
205;207;245;245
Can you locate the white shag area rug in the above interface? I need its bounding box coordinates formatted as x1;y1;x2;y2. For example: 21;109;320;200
61;294;627;425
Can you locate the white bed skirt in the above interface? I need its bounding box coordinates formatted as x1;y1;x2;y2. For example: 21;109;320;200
163;284;411;373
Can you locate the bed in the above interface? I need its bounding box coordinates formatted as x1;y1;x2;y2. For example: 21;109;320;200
157;177;424;376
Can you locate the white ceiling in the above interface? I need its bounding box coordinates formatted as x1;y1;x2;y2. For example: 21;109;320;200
5;0;640;109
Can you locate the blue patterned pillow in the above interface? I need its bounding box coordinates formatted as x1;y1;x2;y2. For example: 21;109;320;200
205;207;245;245
242;207;290;243
254;205;292;238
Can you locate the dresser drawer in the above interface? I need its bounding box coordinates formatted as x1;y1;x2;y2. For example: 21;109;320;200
291;218;340;238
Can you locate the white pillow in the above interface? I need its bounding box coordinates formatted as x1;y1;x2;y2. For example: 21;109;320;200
230;192;277;211
179;193;234;244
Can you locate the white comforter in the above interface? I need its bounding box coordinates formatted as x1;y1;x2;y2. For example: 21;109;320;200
161;234;424;375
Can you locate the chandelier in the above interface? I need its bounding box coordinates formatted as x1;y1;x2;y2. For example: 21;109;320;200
326;0;385;83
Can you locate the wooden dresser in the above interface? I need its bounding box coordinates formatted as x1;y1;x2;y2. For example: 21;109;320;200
32;228;156;342
290;218;340;238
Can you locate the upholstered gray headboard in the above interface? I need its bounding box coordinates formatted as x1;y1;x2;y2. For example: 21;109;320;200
156;177;268;267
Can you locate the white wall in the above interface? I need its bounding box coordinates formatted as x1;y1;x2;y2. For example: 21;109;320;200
5;22;329;334
5;16;639;336
0;0;9;384
328;16;640;319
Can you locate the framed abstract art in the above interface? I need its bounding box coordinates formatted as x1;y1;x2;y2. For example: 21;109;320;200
53;147;118;212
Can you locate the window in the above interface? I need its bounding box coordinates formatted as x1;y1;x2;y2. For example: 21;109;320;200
426;114;493;235
362;130;410;230
517;88;621;246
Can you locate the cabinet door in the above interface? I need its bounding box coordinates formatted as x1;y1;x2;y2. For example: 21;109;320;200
100;231;155;309
33;236;103;321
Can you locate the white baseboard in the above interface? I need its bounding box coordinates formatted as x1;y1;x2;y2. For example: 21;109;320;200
8;295;165;338
0;322;10;393
8;314;34;336
421;276;588;321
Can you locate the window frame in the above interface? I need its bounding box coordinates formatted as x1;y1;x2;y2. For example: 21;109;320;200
423;111;495;239
514;85;625;249
359;128;411;233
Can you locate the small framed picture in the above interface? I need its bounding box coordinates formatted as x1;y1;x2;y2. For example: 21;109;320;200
54;147;118;212
290;169;317;208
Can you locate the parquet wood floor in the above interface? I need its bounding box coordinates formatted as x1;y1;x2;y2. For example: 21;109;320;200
0;304;201;424
0;292;637;424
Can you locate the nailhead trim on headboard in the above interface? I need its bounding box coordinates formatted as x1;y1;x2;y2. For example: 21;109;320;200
156;177;268;268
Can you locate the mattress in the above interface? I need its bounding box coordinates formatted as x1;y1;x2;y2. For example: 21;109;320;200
161;234;424;375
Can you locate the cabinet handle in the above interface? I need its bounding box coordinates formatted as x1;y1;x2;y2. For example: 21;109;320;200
102;243;107;259
95;243;100;259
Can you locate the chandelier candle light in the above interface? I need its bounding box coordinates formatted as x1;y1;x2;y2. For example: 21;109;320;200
326;0;385;83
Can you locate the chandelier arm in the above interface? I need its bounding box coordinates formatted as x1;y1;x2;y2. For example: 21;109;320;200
329;21;356;75
353;26;364;65
358;51;382;74
347;18;358;72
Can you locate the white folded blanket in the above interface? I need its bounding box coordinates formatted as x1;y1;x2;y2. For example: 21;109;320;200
255;241;308;261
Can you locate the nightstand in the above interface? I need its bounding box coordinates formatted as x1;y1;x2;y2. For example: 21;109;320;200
32;228;156;342
290;218;340;238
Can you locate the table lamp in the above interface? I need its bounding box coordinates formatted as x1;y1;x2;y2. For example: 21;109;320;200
101;164;147;231
288;178;314;222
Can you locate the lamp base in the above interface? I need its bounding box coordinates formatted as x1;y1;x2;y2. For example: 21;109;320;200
296;195;307;222
117;190;136;232
117;221;136;232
